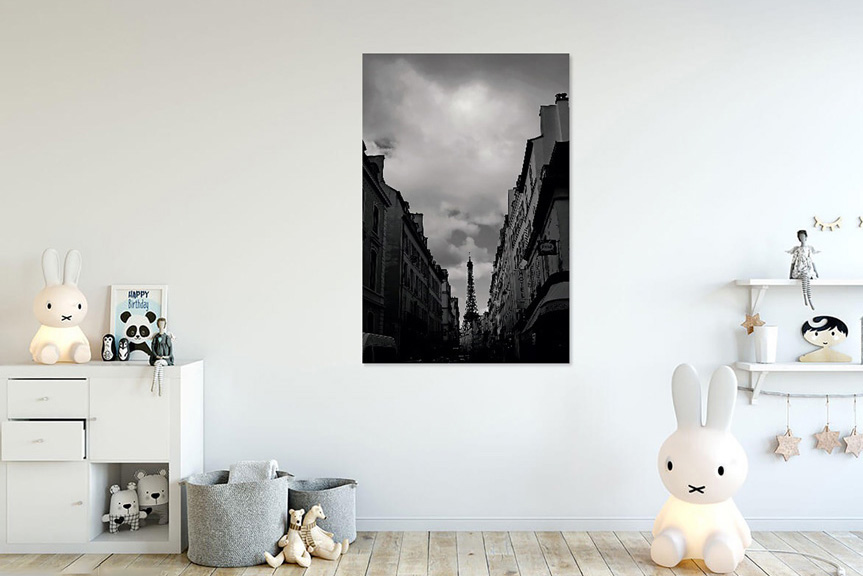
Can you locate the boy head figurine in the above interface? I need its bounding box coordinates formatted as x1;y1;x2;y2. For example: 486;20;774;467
799;316;851;363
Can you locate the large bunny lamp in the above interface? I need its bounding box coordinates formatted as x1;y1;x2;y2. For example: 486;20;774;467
651;364;751;574
29;249;91;364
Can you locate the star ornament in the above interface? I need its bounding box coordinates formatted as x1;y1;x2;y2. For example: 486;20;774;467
775;429;802;461
741;313;765;335
845;427;863;458
815;425;842;454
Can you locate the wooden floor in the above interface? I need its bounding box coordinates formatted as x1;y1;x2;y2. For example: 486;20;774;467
0;532;860;576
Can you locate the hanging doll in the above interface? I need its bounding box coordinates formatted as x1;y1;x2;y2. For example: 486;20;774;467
787;229;818;310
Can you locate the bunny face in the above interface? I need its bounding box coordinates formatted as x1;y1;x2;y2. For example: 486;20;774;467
32;249;88;328
658;364;748;505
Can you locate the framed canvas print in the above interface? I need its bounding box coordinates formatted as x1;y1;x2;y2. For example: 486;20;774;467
362;53;570;364
109;285;168;361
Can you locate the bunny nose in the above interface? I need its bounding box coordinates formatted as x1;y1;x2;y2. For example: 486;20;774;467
688;485;705;494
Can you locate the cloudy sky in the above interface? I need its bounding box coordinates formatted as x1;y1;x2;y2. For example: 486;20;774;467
363;53;568;314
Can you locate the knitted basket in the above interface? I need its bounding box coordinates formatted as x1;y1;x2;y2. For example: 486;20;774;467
288;478;357;544
184;470;292;567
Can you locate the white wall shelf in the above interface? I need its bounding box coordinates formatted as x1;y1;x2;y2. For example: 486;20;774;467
734;362;863;403
736;279;863;315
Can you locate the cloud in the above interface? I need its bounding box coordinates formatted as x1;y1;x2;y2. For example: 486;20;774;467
363;54;568;312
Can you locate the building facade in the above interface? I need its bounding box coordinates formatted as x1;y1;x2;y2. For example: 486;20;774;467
364;146;453;362
362;144;391;335
486;94;570;362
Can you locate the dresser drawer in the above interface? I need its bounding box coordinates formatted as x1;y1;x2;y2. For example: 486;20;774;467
1;421;85;461
8;379;88;418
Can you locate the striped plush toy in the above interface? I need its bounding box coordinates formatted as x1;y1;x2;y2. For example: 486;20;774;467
101;482;148;533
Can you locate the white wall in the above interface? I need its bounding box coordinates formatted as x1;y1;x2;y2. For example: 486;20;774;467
2;0;863;530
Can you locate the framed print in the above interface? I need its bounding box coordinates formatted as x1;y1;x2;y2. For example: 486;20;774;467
109;285;168;361
362;53;570;363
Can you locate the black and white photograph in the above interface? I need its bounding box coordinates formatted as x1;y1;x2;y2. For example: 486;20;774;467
363;53;570;363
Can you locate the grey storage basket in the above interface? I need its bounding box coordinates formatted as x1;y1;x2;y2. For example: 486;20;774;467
288;478;357;544
184;470;292;567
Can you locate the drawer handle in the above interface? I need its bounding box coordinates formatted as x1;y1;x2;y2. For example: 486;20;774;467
72;501;83;506
37;397;50;401
89;417;97;422
32;438;44;444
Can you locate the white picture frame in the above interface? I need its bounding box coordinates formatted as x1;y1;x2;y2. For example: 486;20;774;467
109;285;168;361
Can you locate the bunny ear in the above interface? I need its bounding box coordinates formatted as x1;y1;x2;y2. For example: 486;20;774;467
63;250;82;286
706;365;738;431
42;249;61;287
672;363;702;429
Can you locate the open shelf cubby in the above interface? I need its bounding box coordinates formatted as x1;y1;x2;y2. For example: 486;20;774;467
89;462;170;544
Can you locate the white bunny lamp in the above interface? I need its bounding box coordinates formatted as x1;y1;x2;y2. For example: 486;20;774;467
29;249;91;364
651;364;751;574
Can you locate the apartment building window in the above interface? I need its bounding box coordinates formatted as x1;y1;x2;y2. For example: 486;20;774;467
372;206;380;234
369;249;378;290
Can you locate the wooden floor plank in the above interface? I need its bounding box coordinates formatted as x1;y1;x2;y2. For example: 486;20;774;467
563;532;614;576
589;532;644;576
483;532;518;576
367;532;403;576
511;531;551;576
428;532;458;576
802;532;863;575
745;548;801;576
157;554;193;576
537;532;581;576
735;556;771;576
304;555;340;576
243;563;277;576
212;568;247;576
335;553;371;576
774;532;861;576
349;533;377;556
61;554;110;574
97;554;142;575
457;531;490;576
615;532;675;576
752;532;831;576
181;563;218;576
397;532;428;576
827;533;863;557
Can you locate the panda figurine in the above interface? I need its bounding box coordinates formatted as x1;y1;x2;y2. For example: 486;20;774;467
101;334;117;361
117;338;130;361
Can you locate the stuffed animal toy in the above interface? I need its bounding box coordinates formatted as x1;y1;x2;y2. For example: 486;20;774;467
300;504;349;561
101;483;147;533
651;364;751;574
264;508;312;568
29;249;91;364
134;469;169;525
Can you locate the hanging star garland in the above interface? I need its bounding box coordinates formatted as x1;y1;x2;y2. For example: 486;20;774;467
844;427;863;458
815;425;842;454
775;429;802;461
741;313;765;335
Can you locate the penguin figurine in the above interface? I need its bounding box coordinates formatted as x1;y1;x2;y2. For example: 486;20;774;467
101;334;117;361
117;338;130;361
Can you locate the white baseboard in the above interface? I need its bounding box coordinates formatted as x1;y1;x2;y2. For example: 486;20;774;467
357;517;863;532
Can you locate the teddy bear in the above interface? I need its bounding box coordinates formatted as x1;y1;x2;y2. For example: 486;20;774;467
300;504;349;560
134;469;169;525
264;508;312;568
101;483;148;533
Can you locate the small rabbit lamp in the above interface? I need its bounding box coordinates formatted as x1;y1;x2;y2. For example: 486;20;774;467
651;364;751;574
29;249;91;364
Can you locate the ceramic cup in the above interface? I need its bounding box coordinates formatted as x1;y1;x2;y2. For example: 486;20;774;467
753;325;778;363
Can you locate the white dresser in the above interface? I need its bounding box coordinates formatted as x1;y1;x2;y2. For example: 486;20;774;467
0;360;203;554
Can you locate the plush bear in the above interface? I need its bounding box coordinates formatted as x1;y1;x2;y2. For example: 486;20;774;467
264;508;312;568
101;483;147;533
300;504;349;561
134;469;169;525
